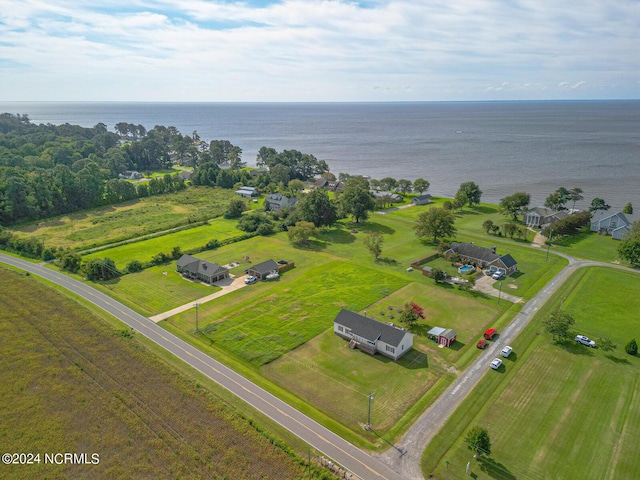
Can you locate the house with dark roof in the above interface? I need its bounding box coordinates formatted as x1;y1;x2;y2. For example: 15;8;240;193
247;259;280;280
523;207;569;228
411;194;432;206
176;254;229;284
333;309;413;361
265;193;298;211
445;242;518;276
590;211;640;240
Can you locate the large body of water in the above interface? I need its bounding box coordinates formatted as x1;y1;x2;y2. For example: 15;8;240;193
2;101;638;210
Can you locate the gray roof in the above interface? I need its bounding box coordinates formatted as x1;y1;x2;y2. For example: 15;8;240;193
250;259;279;275
333;309;408;347
499;253;518;269
176;254;227;277
448;242;517;268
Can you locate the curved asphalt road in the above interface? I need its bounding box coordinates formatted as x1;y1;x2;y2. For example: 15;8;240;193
375;254;640;479
0;253;404;480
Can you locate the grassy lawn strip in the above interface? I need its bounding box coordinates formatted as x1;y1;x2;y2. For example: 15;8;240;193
0;266;310;480
13;187;237;250
421;267;640;479
83;217;243;266
166;260;411;366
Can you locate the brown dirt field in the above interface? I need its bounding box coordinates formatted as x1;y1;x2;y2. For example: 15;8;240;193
0;267;307;480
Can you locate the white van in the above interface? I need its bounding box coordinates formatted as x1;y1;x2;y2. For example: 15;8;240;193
500;346;513;358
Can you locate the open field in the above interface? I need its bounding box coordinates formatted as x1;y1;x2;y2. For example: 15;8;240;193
83;216;243;266
421;266;640;479
0;266;309;480
13;187;238;250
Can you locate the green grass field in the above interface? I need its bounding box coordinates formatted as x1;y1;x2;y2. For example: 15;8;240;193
13;187;238;250
422;267;640;479
83;217;243;266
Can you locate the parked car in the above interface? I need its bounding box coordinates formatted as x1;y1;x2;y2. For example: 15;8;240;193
484;328;497;340
476;339;488;349
244;275;258;284
490;358;503;370
492;271;505;280
500;345;513;358
575;335;596;348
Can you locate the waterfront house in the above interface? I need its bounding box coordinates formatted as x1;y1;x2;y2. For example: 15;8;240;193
523;207;569;228
590;211;640;240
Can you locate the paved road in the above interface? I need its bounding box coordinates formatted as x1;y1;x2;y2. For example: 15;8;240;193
375;253;639;479
0;253;404;480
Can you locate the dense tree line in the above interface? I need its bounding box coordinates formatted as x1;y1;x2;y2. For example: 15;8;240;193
0;113;213;225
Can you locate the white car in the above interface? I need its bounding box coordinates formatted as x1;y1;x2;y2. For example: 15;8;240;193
575;335;596;348
244;275;258;284
490;358;503;370
492;271;505;280
500;346;513;358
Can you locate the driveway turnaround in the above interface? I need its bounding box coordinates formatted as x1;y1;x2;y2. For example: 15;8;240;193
0;254;404;480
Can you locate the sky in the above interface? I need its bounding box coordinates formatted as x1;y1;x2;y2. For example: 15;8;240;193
1;0;638;102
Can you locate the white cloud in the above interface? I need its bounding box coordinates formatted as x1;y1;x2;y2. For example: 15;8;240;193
0;0;638;101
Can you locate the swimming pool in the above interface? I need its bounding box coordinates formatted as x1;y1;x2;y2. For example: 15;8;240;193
458;265;476;274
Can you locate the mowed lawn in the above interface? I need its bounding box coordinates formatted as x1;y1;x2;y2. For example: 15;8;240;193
422;267;640;480
165;258;411;365
95;265;218;316
84;217;243;267
263;281;501;433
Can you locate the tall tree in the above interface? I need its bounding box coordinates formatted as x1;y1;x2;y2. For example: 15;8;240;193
379;177;398;191
499;192;531;220
568;187;584;211
589;197;610;213
363;231;383;260
412;178;429;194
618;231;640;266
465;426;491;457
339;180;375;223
545;187;570;211
296;189;337;227
457;181;482;207
623;202;633;214
414;208;457;243
396;179;412;193
543;309;575;342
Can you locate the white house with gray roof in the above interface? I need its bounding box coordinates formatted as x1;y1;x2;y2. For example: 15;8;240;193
333;309;413;361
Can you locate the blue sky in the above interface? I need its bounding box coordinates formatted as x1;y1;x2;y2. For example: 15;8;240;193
1;0;638;102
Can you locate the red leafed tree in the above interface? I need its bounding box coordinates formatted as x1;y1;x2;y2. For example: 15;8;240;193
410;302;426;319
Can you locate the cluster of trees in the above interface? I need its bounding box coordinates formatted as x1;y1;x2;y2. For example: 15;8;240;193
0;114;199;224
256;147;329;183
541;211;591;238
618;220;640;265
365;176;430;195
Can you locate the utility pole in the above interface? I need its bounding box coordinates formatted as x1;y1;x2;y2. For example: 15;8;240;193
546;229;553;262
194;302;199;332
367;392;374;430
498;282;503;306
